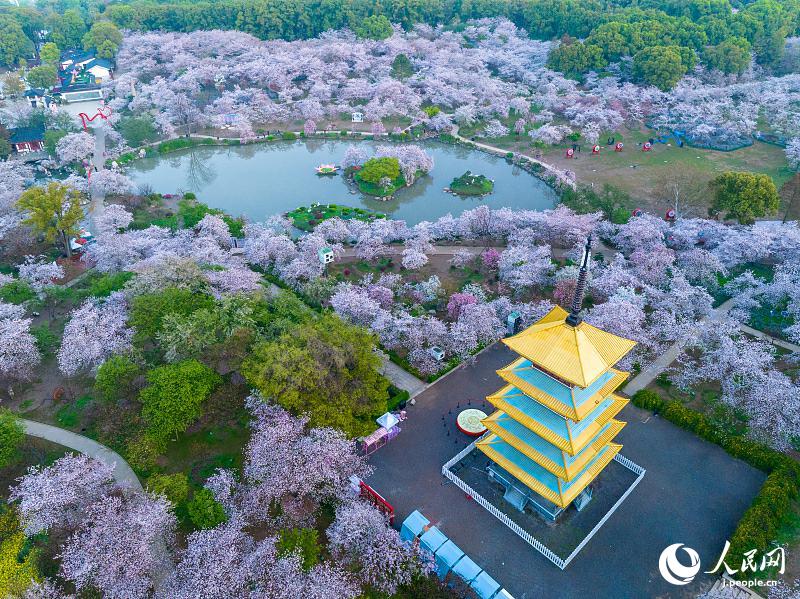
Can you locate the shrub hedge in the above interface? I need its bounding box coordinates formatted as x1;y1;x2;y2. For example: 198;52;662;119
631;390;800;579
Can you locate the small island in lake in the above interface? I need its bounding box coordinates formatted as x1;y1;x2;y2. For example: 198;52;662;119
448;171;494;196
353;157;406;197
286;203;386;231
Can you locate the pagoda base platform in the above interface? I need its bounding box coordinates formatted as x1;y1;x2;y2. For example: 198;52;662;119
444;444;645;567
487;463;565;520
487;463;593;521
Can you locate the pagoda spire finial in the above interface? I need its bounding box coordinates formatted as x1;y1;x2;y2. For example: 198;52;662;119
565;234;592;327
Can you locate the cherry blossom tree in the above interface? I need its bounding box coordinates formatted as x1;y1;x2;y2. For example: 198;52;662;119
446;292;478;320
498;244;553;291
448;303;505;357
330;283;383;328
222;395;371;523
59;493;176;599
89;170;135;196
95;204;134;236
482;248;501;269
196;214;232;247
327;499;432;595
57;295;134;377
401;246;428;270
0;301;40;383
10;454;117;535
56;132;95;165
17;255;63;291
786;138;800;171
303;120;316;135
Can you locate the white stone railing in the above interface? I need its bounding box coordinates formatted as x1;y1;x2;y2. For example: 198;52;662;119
442;437;566;569
442;440;645;570
561;454;646;568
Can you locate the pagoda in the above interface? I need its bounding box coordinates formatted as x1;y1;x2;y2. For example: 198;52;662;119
476;236;637;520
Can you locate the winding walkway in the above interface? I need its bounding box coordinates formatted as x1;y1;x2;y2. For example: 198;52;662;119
623;298;735;395
451;126;576;189
21;419;142;491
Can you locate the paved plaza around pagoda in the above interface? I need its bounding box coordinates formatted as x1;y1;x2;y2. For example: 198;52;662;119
367;343;766;598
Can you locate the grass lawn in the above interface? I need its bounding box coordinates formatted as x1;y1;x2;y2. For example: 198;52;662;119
465;122;792;215
648;375;749;437
541;128;792;214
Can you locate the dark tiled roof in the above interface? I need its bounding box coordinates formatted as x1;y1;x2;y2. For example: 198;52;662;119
10;126;45;143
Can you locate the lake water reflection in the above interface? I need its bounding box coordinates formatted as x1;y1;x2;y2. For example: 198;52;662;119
127;139;557;225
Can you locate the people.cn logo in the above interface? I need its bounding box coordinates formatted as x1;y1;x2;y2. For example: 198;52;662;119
658;543;702;585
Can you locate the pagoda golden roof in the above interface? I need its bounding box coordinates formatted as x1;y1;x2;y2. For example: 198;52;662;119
501;306;637;388
496;357;629;421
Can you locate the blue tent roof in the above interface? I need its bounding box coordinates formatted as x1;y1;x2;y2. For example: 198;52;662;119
419;526;448;554
470;570;502;599
434;539;465;579
452;555;481;583
399;510;429;543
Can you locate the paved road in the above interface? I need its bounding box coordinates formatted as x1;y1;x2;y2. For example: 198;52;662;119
739;323;800;352
367;343;764;598
87;124;106;234
22;419;142;492
452;126;576;189
624;298;735;395
377;351;427;398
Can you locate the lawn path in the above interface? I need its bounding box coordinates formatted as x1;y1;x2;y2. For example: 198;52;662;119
21;418;142;491
624;298;735;395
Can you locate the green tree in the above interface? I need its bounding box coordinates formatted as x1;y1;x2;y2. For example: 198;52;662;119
0;125;10;159
391;53;414;79
26;64;58;89
44;130;68;156
0;409;24;469
0;15;33;67
129;287;215;342
16;182;84;257
48;9;86;50
0;508;40;597
632;45;693;90
277;528;320;571
702;38;751;74
2;71;24;96
710;171;780;224
186;488;227;529
146;472;190;505
118;114;158;147
353;14;393;40
82;21;122;58
94;354;141;402
358;157;400;185
242;314;389;436
39;42;60;65
140;359;221;442
547;40;607;79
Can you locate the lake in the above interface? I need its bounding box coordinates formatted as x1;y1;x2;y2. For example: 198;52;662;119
126;139;557;225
